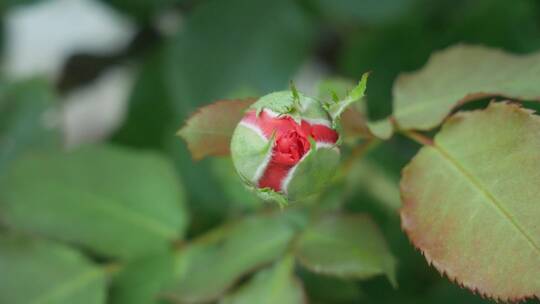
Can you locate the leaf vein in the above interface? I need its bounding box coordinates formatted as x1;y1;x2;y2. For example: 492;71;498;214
30;268;102;303
433;144;540;255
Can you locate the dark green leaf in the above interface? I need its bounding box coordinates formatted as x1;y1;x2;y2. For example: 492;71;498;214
300;269;363;304
103;0;181;21
339;20;436;120
345;159;401;212
309;0;414;26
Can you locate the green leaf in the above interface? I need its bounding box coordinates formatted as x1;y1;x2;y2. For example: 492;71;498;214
116;0;315;140
366;117;393;140
326;72;370;124
345;159;401;212
113;47;228;231
317;77;392;141
317;78;363;112
400;102;540;301
309;0;414;26
221;256;306;304
295;214;396;286
114;0;314;228
0;144;188;259
165;213;297;303
178;98;255;160
393;44;540;130
339;21;436;120
300;269;364;304
168;0;314;109
103;0;179;21
0;78;60;176
109;249;175;304
0;233;106;304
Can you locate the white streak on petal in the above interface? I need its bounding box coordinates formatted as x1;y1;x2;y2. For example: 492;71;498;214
239;121;267;141
303;118;331;127
315;141;335;149
253;143;273;184
264;109;281;118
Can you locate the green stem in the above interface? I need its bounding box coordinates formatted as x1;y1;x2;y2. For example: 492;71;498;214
341;138;381;176
103;261;122;275
401;130;434;146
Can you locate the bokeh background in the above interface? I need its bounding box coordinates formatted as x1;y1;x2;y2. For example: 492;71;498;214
1;0;540;303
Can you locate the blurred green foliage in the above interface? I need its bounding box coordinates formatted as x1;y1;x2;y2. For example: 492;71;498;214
1;0;540;303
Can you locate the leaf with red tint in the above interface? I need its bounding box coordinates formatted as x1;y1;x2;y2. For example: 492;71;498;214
178;98;256;160
401;102;540;301
340;107;371;141
393;44;540;131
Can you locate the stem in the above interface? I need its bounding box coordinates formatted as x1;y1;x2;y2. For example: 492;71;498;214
104;262;122;275
341;138;380;175
401;130;434;146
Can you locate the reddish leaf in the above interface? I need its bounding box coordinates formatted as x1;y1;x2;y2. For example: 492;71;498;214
393;44;540;131
401;102;540;301
178;99;256;160
340;108;371;141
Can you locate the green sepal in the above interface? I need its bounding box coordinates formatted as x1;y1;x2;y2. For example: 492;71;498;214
240;182;289;207
250;91;329;124
257;188;289;208
325;72;370;126
331;91;340;103
290;81;301;112
252;91;301;123
286;146;340;202
235;171;289;208
230;123;271;183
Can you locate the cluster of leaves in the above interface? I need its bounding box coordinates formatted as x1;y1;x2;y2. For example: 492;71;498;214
2;0;540;303
0;79;396;302
180;44;540;302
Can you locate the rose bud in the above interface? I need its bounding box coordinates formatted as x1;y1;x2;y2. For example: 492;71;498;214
230;72;369;205
230;89;341;204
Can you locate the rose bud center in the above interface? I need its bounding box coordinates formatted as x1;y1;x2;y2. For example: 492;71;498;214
273;129;310;166
237;109;339;195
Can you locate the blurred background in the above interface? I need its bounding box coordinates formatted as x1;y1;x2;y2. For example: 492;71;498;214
1;0;540;303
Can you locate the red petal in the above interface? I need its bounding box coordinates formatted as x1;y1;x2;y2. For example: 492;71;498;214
258;161;292;192
241;109;339;193
301;121;339;144
242;110;298;138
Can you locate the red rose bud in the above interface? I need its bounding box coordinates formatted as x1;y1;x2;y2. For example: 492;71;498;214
231;91;341;203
